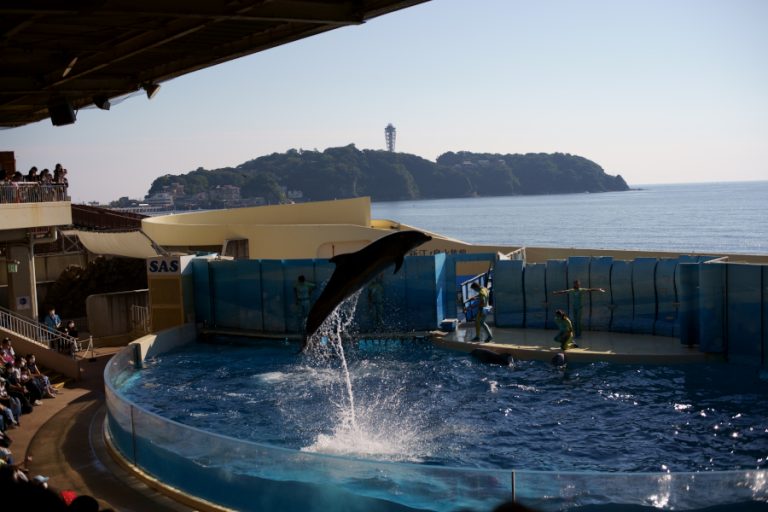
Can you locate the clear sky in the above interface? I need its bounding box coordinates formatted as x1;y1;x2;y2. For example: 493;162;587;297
2;0;766;204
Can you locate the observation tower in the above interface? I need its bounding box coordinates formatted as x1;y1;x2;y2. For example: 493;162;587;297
385;123;396;152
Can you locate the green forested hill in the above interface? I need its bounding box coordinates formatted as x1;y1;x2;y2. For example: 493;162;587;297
147;145;629;204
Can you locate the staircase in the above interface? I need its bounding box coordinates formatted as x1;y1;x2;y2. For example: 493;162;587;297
0;306;83;380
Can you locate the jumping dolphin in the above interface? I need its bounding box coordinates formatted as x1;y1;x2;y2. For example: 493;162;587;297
302;230;432;351
470;348;514;366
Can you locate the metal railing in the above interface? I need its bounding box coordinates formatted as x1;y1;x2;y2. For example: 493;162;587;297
460;270;493;321
0;183;69;204
130;305;151;334
0;305;82;356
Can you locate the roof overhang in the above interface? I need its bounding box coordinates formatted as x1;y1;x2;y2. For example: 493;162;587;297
0;0;429;127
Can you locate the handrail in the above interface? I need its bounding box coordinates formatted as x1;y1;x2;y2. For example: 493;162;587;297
0;305;81;355
460;271;493;318
0;183;69;204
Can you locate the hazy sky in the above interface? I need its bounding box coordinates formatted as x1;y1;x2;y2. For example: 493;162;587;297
2;0;766;204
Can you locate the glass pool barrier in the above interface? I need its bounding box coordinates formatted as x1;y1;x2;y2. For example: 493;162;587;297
104;345;767;512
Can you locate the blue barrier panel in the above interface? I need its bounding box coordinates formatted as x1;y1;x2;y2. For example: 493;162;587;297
589;257;613;331
493;260;524;327
191;259;212;326
382;260;407;331
443;255;458;321
676;263;699;344
610;260;634;333
405;256;439;330
237;260;263;332
546;260;568;329
211;260;240;329
303;260;336;333
726;264;763;363
632;258;657;334
524;263;547;329
433;253;447;328
698;263;726;353
283;261;317;334
261;260;287;333
654;259;678;337
566;256;591;290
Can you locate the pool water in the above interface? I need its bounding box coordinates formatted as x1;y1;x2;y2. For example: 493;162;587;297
117;338;768;474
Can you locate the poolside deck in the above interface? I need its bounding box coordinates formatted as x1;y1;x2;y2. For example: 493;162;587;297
431;323;714;364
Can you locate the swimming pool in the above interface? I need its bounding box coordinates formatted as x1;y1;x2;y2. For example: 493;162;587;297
106;335;768;511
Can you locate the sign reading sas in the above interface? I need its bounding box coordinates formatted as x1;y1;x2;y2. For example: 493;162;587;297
147;258;181;275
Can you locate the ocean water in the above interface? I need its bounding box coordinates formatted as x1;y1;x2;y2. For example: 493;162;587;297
371;181;768;255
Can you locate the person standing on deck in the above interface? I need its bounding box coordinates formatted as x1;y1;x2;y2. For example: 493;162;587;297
43;306;61;334
552;280;605;338
294;275;316;334
553;309;576;350
470;282;493;342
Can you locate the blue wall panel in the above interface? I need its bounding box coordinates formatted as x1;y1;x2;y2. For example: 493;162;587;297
654;259;678;337
524;263;547;329
566;256;591;290
545;260;568;329
433;253;447;327
698;263;726;353
405;256;438;330
676;263;699;344
726;264;763;362
632;258;657;334
382;260;407;331
191;259;212;326
211;261;240;329
237;260;263;332
493;260;524;327
260;260;286;333
442;255;458;320
589;257;613;331
610;260;634;333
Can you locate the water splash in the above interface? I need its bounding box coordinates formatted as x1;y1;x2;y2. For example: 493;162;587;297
307;291;361;430
302;291;431;462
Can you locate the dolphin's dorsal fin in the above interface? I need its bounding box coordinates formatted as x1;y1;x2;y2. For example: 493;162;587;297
393;255;404;273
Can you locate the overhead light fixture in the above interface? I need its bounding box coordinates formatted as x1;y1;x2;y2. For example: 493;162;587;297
93;95;111;110
62;56;78;78
142;82;161;100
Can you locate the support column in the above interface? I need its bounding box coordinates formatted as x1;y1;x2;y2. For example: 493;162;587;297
7;244;38;321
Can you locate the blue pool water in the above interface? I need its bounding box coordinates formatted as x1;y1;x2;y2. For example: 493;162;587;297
118;338;768;474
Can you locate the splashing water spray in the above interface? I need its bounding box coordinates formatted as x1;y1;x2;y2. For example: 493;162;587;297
308;291;361;430
303;291;430;461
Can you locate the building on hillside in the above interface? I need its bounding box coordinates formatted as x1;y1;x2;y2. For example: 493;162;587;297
146;192;174;209
209;185;241;203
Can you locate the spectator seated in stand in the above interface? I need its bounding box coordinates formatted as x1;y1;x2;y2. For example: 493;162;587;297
24;354;57;397
57;320;80;354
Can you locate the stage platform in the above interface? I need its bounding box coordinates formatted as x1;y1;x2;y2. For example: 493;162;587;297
430;324;714;364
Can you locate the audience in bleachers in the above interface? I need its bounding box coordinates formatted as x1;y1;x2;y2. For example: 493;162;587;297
0;338;107;510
